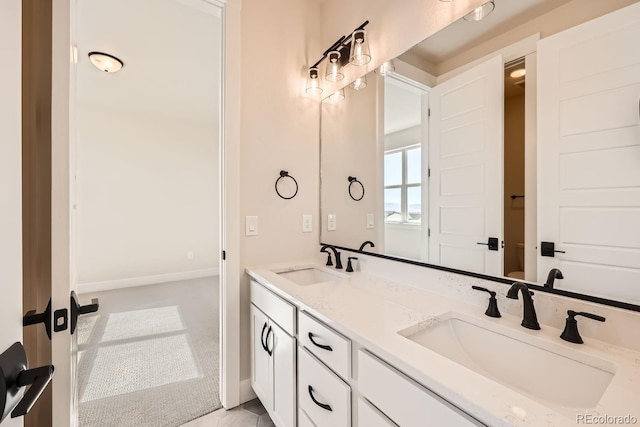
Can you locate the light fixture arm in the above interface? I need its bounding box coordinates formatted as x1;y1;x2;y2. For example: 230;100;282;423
309;20;369;70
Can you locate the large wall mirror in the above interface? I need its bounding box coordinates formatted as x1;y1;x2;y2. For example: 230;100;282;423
320;0;640;309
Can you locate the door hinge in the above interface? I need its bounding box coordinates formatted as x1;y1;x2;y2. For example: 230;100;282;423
428;108;431;117
428;168;431;178
222;250;226;261
428;228;431;237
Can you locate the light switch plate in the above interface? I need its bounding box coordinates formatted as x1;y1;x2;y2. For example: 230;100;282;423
245;216;258;236
327;214;336;231
302;214;312;233
367;213;374;229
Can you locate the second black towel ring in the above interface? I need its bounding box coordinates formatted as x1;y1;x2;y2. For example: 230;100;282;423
348;176;364;201
275;170;298;200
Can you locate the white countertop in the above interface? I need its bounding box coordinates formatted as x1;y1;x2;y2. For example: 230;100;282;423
246;261;640;427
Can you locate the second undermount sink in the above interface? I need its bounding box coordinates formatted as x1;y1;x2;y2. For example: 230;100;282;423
274;266;346;286
399;312;616;410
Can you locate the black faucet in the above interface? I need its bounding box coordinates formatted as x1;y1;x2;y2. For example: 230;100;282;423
320;247;333;266
506;282;540;330
358;240;375;252
320;245;343;269
544;268;564;289
560;310;606;344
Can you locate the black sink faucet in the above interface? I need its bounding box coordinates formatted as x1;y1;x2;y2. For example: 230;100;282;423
506;282;540;330
544;268;564;289
320;245;343;269
358;240;375;252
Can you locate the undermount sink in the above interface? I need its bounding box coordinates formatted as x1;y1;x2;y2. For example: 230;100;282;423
274;266;346;286
399;312;616;410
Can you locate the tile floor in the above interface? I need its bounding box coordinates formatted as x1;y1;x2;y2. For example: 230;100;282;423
181;399;274;427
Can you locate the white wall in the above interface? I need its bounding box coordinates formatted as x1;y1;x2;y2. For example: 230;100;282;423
76;105;219;287
0;1;23;426
238;0;323;381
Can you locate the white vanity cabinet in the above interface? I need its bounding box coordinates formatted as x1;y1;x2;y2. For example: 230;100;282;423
250;281;296;427
358;350;483;427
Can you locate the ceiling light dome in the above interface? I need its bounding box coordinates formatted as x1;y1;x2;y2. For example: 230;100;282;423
88;52;124;73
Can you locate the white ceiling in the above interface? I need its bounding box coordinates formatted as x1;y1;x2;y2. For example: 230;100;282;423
76;0;221;123
384;78;423;135
409;0;573;66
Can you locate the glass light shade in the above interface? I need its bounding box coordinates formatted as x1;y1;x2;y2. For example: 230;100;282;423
325;50;344;82
464;1;495;21
349;29;371;66
305;67;323;95
377;60;395;76
88;52;123;73
329;88;345;103
350;75;367;90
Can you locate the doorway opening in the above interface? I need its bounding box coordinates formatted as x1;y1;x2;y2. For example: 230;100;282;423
71;0;223;425
503;58;526;280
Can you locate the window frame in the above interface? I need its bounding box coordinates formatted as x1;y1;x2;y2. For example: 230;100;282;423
384;144;422;224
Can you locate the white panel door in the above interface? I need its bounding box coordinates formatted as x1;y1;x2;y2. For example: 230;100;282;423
537;2;640;304
250;305;272;410
429;55;504;276
270;322;296;427
0;1;24;426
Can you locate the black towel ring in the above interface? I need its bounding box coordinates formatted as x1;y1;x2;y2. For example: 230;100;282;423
275;170;298;200
348;176;364;201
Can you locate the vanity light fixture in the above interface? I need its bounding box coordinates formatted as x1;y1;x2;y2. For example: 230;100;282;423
325;50;345;82
376;60;395;76
510;68;526;78
329;88;346;103
349;29;371;66
463;1;495;21
305;67;323;95
350;74;367;90
88;51;123;73
304;20;370;95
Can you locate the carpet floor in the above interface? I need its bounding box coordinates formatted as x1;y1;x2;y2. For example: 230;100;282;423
77;276;221;427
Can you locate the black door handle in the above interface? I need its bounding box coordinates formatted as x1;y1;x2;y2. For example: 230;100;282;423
260;322;269;353
0;342;55;422
70;291;99;335
540;241;566;257
477;237;499;251
23;300;53;339
308;333;333;352
308;385;332;412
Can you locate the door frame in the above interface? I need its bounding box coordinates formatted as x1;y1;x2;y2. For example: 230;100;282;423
50;0;243;424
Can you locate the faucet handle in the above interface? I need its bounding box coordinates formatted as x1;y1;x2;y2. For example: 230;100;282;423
346;257;358;273
560;310;606;344
320;250;333;266
471;286;501;318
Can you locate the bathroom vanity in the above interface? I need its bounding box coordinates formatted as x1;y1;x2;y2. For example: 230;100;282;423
247;259;640;427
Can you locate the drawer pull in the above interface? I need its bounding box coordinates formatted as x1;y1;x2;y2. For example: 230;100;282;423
308;385;333;412
266;326;274;356
260;322;269;353
308;332;333;352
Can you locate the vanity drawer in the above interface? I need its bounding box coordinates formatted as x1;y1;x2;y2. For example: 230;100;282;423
298;347;351;427
357;398;396;427
250;280;296;335
298;311;351;380
358;350;483;427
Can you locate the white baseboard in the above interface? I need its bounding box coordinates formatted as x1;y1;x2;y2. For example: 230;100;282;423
77;267;219;294
239;378;257;404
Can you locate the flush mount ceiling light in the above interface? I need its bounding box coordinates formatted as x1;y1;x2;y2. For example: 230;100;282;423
463;1;495;21
349;29;371;66
510;68;526;78
88;51;123;73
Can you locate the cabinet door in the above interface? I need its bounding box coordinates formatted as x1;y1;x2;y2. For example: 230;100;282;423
270;321;296;427
250;304;272;410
